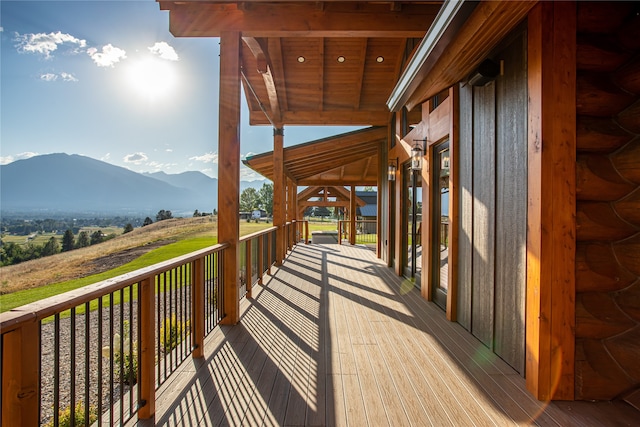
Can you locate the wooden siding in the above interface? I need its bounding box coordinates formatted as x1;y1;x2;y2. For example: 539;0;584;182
494;30;528;374
133;244;640;426
456;29;528;375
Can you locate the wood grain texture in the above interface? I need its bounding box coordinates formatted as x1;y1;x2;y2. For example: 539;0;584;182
471;80;496;348
218;32;242;324
494;29;527;375
456;83;473;331
140;244;640;426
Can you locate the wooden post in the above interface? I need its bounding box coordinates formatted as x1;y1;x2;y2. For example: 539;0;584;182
447;86;459;321
273;127;285;265
258;235;264;284
192;259;205;359
305;220;309;244
138;277;155;419
350;186;357;245
246;239;253;298
527;1;576;401
218;31;241;324
2;323;40;426
267;232;273;275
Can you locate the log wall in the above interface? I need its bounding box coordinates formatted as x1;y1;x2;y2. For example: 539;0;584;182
575;2;640;401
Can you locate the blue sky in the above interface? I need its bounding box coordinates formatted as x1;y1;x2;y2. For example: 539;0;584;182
1;0;359;181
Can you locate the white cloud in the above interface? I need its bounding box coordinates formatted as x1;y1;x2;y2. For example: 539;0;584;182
241;165;265;181
166;148;173;153
14;31;86;58
149;42;179;61
1;152;38;165
40;73;57;82
101;153;111;161
60;72;78;82
39;72;78;82
87;44;126;67
123;152;148;164
190;152;219;163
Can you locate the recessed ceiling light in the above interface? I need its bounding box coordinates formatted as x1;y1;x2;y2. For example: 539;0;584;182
376;56;384;63
337;56;345;63
297;56;305;63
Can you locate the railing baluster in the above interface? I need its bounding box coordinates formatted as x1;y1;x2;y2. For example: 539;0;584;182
139;277;155;419
97;297;103;427
84;301;90;426
54;314;60;427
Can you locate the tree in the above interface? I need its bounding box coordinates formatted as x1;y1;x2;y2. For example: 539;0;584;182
240;187;259;212
123;223;134;234
142;217;153;227
76;231;90;248
156;210;173;221
193;209;201;217
41;236;59;257
90;230;103;245
62;229;75;252
258;182;274;216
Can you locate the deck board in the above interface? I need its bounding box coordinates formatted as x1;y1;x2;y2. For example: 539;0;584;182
133;244;640;426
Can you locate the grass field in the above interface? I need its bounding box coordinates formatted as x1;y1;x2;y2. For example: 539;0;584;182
0;218;347;313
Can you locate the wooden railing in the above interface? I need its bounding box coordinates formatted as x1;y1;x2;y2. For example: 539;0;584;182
1;243;229;426
338;220;377;245
0;223;307;426
239;226;277;299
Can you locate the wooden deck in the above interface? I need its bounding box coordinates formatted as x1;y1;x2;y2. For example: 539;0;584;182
134;244;639;426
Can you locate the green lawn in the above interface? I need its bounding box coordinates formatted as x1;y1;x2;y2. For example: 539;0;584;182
0;237;218;313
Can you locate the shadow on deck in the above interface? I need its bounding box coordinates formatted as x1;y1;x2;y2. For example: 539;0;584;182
133;244;639;426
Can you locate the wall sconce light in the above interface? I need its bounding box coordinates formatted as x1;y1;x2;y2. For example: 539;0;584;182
388;158;398;181
411;139;426;171
467;58;500;87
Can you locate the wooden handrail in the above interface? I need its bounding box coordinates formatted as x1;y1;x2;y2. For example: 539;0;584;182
239;226;277;242
0;242;230;335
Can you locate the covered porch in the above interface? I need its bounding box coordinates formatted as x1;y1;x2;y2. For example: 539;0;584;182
135;243;638;426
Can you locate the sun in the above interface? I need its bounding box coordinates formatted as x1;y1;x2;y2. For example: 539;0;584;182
125;56;177;102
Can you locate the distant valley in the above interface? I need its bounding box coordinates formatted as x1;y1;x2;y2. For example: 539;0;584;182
0;153;266;216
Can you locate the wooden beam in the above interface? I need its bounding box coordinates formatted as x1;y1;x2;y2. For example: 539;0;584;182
355;38;368;109
526;1;576;401
242;37;282;123
218;31;242;325
165;3;439;38
249;110;391;126
298;178;377;186
362;156;372;180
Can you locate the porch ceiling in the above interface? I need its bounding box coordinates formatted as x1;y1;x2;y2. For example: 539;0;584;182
243;126;386;185
158;1;443;126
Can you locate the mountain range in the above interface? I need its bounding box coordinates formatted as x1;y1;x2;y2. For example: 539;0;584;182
0;153;266;216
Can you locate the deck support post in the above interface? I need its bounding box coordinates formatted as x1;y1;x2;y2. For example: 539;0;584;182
350;186;357;245
526;1;576;401
218;31;241;324
192;259;205;358
273;126;286;265
2;322;39;426
139;277;156;419
246;239;253;298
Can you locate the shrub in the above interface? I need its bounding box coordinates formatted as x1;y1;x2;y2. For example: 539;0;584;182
102;321;138;385
45;401;97;427
160;314;190;352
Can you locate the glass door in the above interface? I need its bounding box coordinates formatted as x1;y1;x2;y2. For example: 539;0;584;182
402;163;422;284
432;141;450;309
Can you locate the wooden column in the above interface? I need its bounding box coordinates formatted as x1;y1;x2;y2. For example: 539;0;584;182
273;127;285;265
246;239;253;298
218;31;241;325
2;323;39;426
290;181;297;244
350;186;357;245
447;86;459;321
257;235;264;285
526;1;576;400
